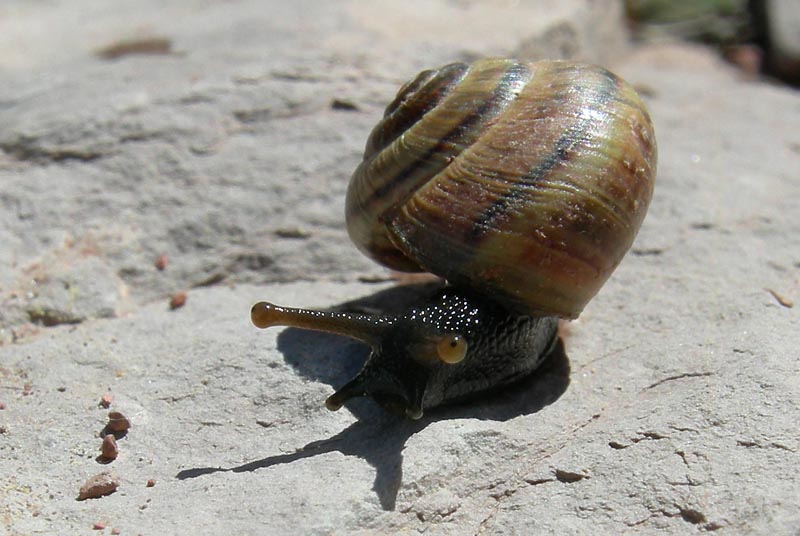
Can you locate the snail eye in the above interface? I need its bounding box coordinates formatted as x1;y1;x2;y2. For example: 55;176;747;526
436;335;468;364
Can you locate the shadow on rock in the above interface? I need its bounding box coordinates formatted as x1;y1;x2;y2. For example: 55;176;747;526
176;283;570;511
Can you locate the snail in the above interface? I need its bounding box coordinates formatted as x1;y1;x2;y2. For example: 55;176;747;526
251;59;657;419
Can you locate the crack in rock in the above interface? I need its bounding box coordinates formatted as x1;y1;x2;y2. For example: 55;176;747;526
608;430;669;449
26;308;84;327
677;507;706;524
646;372;714;390
523;477;555;486
0;141;104;164
554;469;588;483
737;439;796;452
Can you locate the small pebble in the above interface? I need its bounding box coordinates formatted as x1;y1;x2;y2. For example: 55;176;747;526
274;227;310;239
107;411;130;433
78;472;120;500
99;393;112;408
155;253;169;271
169;291;187;310
100;434;118;461
146;478;156;487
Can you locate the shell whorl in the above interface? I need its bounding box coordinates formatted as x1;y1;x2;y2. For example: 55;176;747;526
346;59;657;318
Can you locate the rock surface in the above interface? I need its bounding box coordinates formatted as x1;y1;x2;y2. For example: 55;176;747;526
1;1;798;534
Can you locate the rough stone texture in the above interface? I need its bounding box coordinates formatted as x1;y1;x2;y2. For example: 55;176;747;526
1;1;798;535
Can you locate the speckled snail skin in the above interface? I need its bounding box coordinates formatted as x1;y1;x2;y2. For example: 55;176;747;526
251;59;657;419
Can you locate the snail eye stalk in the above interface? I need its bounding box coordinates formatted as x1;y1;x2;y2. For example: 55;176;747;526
436;334;467;364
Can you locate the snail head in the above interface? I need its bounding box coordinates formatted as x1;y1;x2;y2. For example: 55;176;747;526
251;292;475;420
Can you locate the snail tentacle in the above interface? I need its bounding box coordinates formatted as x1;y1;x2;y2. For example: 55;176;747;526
251;301;387;347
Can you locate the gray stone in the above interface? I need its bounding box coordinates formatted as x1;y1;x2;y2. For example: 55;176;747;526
1;1;798;535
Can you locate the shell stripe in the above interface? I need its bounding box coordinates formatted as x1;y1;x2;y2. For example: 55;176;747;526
355;61;532;220
468;67;621;242
364;63;470;160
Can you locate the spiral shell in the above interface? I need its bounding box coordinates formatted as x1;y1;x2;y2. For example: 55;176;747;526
346;59;657;318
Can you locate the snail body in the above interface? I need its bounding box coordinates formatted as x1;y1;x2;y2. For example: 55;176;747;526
252;59;656;419
253;288;558;419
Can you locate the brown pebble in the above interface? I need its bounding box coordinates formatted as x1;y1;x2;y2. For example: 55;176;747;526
107;411;130;433
111;528;121;535
155;253;169;271
146;478;156;487
100;434;118;461
0;402;5;410
169;291;187;310
78;472;120;500
99;393;113;408
93;521;106;530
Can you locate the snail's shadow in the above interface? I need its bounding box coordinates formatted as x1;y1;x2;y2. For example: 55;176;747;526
176;282;570;511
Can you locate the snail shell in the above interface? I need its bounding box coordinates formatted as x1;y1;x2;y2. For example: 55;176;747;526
346;59;657;318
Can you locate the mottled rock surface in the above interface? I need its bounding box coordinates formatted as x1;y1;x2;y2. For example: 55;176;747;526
1;1;798;534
